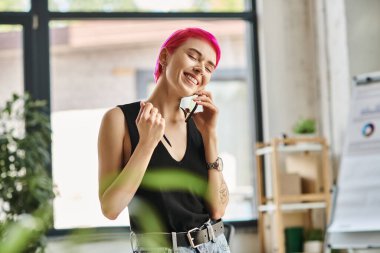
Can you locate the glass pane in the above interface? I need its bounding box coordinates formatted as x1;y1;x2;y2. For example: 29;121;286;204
50;19;255;229
0;0;30;12
0;25;24;106
49;0;247;12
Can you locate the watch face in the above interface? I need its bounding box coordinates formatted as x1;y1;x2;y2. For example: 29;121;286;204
207;157;223;171
215;157;223;171
218;157;223;171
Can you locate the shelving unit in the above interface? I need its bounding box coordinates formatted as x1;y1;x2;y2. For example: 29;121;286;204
256;137;331;253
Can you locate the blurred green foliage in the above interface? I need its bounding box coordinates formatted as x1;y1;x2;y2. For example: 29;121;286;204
293;118;316;134
304;228;324;241
0;93;55;253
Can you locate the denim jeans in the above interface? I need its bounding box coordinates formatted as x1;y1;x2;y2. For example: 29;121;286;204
132;233;231;253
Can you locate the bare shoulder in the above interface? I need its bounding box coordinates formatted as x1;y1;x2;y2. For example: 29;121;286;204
99;107;131;164
101;107;125;125
98;107;125;153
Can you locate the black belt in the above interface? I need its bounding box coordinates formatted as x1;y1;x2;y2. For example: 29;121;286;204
132;220;224;249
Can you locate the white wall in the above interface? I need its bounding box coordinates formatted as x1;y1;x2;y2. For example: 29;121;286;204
257;0;319;141
256;0;373;181
346;0;380;77
316;0;351;179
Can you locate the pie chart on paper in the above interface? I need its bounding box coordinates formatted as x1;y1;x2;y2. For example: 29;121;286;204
362;122;375;137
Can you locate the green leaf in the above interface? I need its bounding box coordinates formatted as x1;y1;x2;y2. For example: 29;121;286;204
293;118;316;134
0;92;54;252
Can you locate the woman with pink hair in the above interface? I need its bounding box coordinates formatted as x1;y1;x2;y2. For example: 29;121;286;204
98;27;230;252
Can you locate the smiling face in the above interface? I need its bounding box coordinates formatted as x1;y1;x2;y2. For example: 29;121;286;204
160;38;217;96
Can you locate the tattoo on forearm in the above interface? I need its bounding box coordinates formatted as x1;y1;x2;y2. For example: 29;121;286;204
219;177;229;204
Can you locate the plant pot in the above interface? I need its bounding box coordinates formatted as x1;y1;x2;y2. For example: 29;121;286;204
285;227;304;253
303;240;323;253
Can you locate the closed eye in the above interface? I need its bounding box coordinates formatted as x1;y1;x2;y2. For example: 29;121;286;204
188;54;197;60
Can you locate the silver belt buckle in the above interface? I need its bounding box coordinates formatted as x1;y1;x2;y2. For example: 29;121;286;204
130;231;138;251
186;227;201;248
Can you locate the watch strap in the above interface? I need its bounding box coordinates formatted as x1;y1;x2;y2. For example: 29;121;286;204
206;157;223;171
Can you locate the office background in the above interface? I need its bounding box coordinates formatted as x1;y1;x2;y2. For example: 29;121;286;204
1;0;380;252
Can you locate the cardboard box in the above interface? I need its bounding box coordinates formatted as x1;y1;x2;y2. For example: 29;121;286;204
280;173;302;196
285;153;322;193
283;212;307;228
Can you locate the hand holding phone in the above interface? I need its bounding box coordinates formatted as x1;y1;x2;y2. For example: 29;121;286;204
184;90;219;136
181;94;203;123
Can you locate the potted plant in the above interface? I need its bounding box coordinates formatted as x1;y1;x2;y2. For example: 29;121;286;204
303;229;324;253
0;93;55;253
293;118;317;137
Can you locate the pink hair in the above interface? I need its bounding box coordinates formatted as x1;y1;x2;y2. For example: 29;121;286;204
154;27;221;83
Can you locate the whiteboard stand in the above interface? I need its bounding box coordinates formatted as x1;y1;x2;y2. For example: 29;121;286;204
326;71;380;252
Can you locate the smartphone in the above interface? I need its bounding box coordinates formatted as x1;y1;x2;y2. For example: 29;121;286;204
180;94;203;122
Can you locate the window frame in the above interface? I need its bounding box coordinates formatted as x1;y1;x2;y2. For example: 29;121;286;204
0;13;34;98
0;0;263;235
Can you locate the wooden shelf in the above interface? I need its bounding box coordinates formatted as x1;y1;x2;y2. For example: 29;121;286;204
265;194;327;203
256;143;323;156
280;193;326;203
259;202;327;212
256;137;331;253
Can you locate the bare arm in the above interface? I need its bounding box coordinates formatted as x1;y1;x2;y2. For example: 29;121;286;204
203;132;229;220
192;89;229;220
98;102;164;220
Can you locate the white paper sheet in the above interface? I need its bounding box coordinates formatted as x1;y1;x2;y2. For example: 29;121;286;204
329;78;380;233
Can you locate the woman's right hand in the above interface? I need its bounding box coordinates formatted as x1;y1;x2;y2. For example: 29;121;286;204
135;101;165;149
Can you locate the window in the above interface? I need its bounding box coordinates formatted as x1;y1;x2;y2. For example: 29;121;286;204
0;0;260;230
0;25;24;104
0;0;30;12
49;0;247;12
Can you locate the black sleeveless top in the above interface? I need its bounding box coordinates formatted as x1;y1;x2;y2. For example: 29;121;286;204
117;102;210;233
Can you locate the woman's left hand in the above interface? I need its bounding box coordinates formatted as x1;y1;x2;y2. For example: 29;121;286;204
192;90;218;137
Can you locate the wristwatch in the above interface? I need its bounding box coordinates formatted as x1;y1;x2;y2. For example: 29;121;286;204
206;157;223;172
